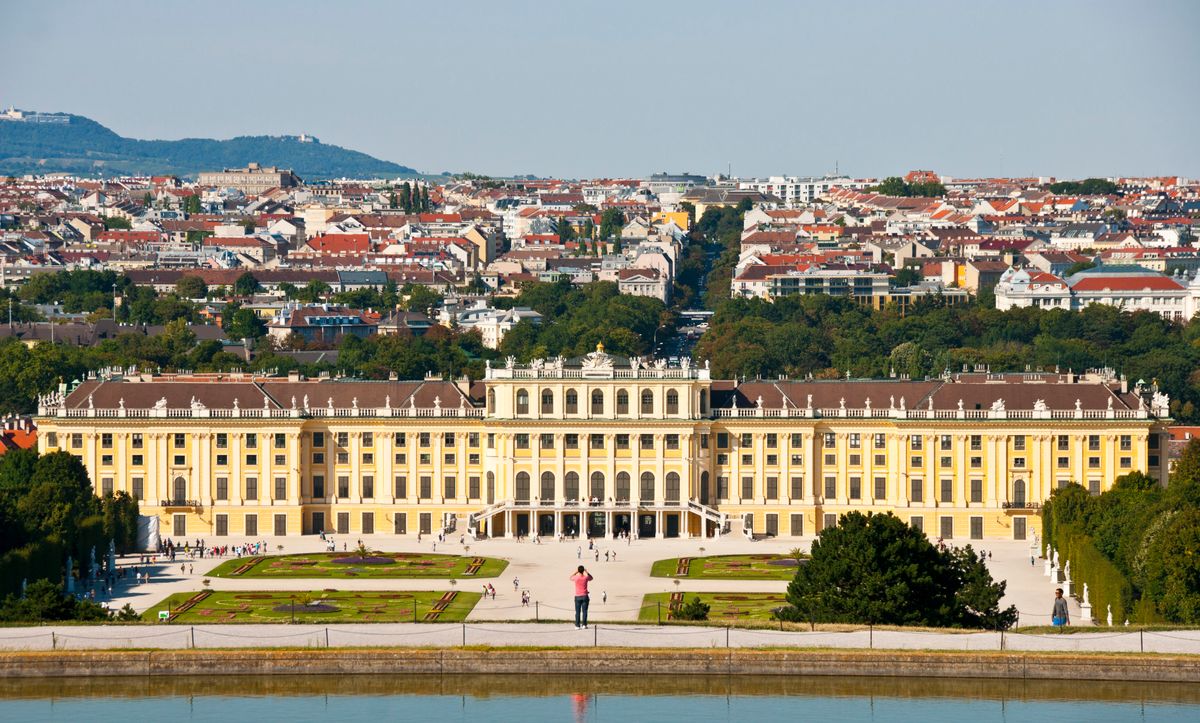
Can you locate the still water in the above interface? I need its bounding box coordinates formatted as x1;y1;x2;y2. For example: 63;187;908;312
1;674;1196;722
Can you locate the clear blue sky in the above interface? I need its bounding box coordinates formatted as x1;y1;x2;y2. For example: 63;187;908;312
2;0;1197;179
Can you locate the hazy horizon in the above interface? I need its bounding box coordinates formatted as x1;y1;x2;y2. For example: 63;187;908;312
2;0;1197;180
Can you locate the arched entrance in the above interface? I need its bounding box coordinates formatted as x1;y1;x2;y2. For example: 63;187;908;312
1013;479;1026;508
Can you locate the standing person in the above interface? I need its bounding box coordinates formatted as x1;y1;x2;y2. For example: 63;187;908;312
570;565;593;630
1051;588;1070;628
576;546;582;560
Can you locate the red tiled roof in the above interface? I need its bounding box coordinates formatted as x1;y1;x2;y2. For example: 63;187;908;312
1069;276;1184;292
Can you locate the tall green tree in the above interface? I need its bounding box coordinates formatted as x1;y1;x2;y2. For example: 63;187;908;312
233;272;261;296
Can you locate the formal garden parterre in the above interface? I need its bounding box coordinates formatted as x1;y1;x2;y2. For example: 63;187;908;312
142;590;481;623
206;552;508;579
638;592;788;622
649;554;800;580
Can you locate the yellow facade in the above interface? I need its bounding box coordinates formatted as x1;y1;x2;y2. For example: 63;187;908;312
36;352;1170;543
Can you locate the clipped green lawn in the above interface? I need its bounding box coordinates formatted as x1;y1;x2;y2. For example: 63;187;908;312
207;552;508;579
142;589;480;623
639;592;789;622
649;554;800;580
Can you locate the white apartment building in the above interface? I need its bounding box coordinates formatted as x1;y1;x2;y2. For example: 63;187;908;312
995;266;1200;321
738;176;872;206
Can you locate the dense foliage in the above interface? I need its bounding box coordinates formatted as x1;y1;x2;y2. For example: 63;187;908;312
498;279;671;361
691;200;751;308
0;449;139;600
1047;178;1120;196
693;293;1200;421
0;113;418;178
870;176;947;197
1042;441;1200;624
778;511;1017;629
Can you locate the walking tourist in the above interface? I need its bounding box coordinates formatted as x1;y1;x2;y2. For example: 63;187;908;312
571;565;594;630
1052;588;1070;627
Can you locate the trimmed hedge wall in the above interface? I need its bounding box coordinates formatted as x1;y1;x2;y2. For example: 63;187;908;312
1054;522;1134;624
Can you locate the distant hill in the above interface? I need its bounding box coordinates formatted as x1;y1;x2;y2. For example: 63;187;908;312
0;112;421;179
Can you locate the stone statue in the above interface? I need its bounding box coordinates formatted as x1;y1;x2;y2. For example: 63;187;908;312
327;397;335;411
384;395;391;411
1082;582;1090;605
1107;397;1113;411
889;395;895;410
118;398;125;412
990;398;1005;412
806;394;813;410
900;396;906;410
153;396;168;411
303;394;309;410
864;397;872;412
755;395;763;409
839;397;846;411
504;355;516;370
1106;604;1113;627
233;397;240;411
1075;399;1082;412
434;396;442;410
352;397;358;410
1034;399;1048;412
680;357;691;371
87;393;94;410
629;356;641;371
263;395;269;411
291;396;297;411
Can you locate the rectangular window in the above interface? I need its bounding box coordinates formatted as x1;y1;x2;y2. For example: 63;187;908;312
1120;456;1131;468
468;432;480;447
394;512;407;535
766;454;777;465
874;454;886;466
824;433;836;448
824;454;836;465
274;433;286;449
444;476;456;499
1088;456;1100;469
540;433;554;449
394;432;406;446
700;433;709;449
216;477;228;501
1150;455;1160;467
791;453;803;465
940;478;953;503
394;475;406;498
1120;435;1131;451
274;514;287;537
1057;435;1069;451
487;433;495;449
741;476;753;499
101;477;113;495
131;433;142;449
361;512;374;535
874;476;886;500
469;453;480;465
717;432;729;449
515;434;529;449
70;433;82;449
970;456;981;469
443;432;455;446
910;516;924;533
274;454;286;466
616;434;630;450
101;433;113;449
363;453;374;465
874;433;886;449
562;434;578;449
394;452;406;464
741;433;753;447
245;477;258;500
590;434;604;449
1057;456;1069;469
970;435;981;451
823;513;837;531
911;456;922;468
245;514;258;537
215;433;228;449
1088;435;1100;451
940;435;952;451
766;476;778;500
791;433;802;447
337;512;349;535
766;433;777;448
419;432;431;447
444;453;455;465
717;453;728;465
911;477;923;502
173;455;185;466
1089;479;1101;495
174;433;186;448
419;476;432;499
666;434;679;450
849;454;860;466
313;452;325;465
245;433;257;449
940;516;953;540
716;476;729;498
1013;435;1026;451
339;453;351;465
313;476;325;498
313;431;325;448
790;476;803;498
765;513;778;537
639;433;653;449
468;476;480;499
742;454;753;465
337;475;349;498
132;454;143;467
215;514;228;537
101;455;113;466
1014;457;1026;468
970;516;983;540
824;476;836;499
849;476;861;500
132;477;144;501
849;433;861;449
911;436;923;451
246;454;257;466
970;479;983;503
790;513;804;536
362;475;374;499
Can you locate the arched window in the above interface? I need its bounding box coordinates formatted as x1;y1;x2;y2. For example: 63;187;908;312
516;389;529;415
590;471;605;500
640;390;654;414
564;472;580;500
1013;479;1026;508
665;472;680;503
487;388;496;413
173;476;186;502
639;471;655;501
666;390;679;415
700;471;710;504
515;472;530;502
591;390;604;415
565;389;578;414
540;389;554;414
486;471;495;504
540;471;555;501
616;389;629;415
616;472;631;501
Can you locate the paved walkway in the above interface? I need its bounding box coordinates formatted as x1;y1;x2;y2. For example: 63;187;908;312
87;533;1078;626
1;623;1196;654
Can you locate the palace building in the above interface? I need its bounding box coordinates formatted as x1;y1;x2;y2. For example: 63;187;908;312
35;344;1171;543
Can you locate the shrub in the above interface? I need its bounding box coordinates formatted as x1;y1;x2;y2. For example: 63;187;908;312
674;596;710;621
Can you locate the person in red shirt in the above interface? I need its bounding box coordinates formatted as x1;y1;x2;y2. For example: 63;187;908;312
570;565;594;629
